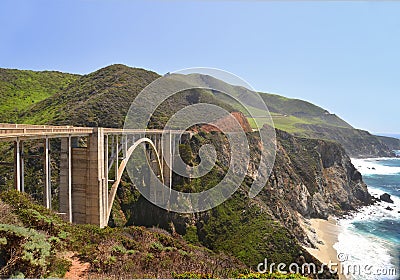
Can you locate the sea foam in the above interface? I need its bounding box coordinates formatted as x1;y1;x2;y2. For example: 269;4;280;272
333;158;400;280
334;217;398;280
351;158;400;175
334;195;399;280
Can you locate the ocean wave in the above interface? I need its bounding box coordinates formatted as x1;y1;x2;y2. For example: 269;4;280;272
335;199;399;280
351;158;400;175
335;159;400;279
334;219;398;280
342;186;400;226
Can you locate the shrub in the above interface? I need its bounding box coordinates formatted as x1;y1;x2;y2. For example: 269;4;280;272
0;224;51;278
172;272;213;279
183;226;199;245
149;241;164;252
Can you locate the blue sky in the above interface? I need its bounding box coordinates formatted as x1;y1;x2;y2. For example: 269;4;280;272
1;0;399;133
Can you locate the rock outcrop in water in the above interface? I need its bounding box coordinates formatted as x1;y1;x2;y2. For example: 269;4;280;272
380;193;394;204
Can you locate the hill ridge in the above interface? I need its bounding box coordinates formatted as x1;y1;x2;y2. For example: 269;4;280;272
0;64;399;157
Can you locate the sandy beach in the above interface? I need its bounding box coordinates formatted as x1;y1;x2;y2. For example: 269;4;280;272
302;216;347;279
306;217;340;265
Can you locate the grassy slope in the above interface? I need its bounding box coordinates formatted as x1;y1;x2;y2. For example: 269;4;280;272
0;68;79;123
169;73;352;133
220;89;399;156
250;93;353;133
174;74;398;156
0;191;241;278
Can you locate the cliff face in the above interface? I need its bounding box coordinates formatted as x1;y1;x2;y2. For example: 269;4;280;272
199;129;371;245
298;124;400;158
113;128;370;275
272;130;371;218
197;111;253;133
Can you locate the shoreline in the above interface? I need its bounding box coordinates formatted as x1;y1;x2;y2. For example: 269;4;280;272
306;217;339;265
302;217;347;280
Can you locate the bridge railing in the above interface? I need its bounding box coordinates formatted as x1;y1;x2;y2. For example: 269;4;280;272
0;123;94;141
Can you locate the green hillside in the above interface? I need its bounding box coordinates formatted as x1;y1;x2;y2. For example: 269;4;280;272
166;73;352;132
148;72;399;156
1;65;399;157
0;68;79;123
258;93;353;132
19;65;161;127
19;65;234;128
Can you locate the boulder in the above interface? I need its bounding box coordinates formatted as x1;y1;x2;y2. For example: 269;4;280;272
380;193;394;204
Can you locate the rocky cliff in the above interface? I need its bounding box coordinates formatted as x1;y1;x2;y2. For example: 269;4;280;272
111;127;371;277
298;124;400;158
196;111;253;133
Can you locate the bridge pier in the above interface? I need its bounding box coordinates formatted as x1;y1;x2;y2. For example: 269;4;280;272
70;146;88;224
21;142;24;193
104;135;109;225
13;139;23;192
59;129;108;227
86;128;107;227
44;137;51;209
60;137;73;222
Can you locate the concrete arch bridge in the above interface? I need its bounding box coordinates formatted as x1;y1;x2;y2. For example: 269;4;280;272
0;123;187;228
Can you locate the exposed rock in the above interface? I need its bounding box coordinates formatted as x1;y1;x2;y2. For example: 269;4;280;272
197;129;370;246
297;124;400;158
198;111;253;133
380;193;394;204
386;206;393;211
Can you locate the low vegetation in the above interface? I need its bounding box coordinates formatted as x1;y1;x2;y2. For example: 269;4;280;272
0;191;310;279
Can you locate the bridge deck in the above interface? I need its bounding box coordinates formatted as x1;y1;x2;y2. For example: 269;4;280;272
0;123;187;142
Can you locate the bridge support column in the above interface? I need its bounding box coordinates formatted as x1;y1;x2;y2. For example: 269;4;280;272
86;128;108;228
104;135;109;225
13;139;22;192
60;137;73;222
148;136;159;203
115;136;119;180
44;137;51;209
59;130;108;227
162;132;173;200
70;146;88;224
21;142;24;192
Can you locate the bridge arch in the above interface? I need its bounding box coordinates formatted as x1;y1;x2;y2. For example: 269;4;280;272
106;137;165;223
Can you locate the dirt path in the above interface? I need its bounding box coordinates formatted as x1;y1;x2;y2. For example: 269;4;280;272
64;252;90;280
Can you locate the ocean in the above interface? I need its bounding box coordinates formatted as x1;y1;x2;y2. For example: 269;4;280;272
333;158;400;280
